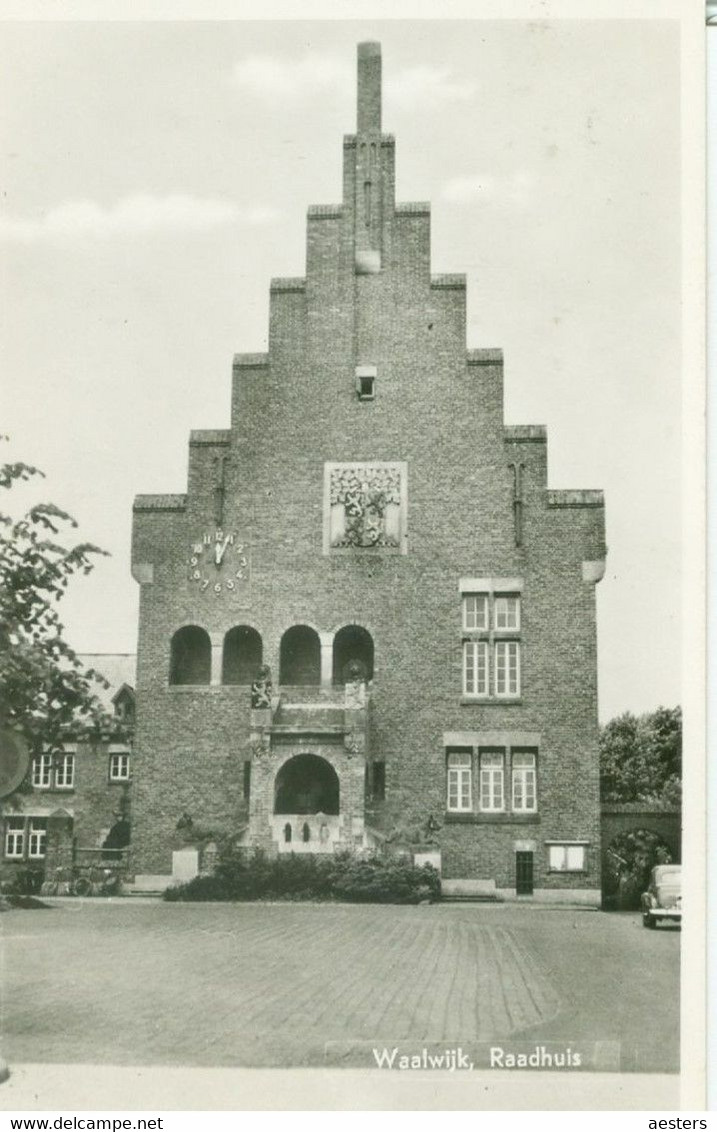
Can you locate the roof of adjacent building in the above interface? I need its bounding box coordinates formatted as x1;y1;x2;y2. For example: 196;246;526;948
78;654;136;712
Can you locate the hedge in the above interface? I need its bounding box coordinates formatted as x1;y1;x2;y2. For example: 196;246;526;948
164;849;440;904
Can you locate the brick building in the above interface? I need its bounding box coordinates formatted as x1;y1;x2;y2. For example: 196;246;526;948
129;42;606;902
1;654;135;887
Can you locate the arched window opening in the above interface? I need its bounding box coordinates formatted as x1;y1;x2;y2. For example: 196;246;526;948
279;625;321;686
284;823;292;844
302;823;311;843
222;625;262;685
332;624;374;684
274;754;340;816
170;626;211;686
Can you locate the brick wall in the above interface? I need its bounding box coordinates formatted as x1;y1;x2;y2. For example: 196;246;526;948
129;43;606;893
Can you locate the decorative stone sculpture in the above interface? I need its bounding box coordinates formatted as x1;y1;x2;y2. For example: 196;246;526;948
330;465;401;547
251;664;273;709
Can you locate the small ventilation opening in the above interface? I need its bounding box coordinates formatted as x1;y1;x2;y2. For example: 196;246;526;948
355;365;377;402
358;375;375;400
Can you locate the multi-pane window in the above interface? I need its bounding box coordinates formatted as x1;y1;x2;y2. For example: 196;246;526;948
463;640;489;696
479;751;505;812
54;753;75;789
4;818;25;859
463;594;489;631
28;819;47;859
495;640;520;697
548;844;586;872
32;754;53;789
494;595;520;630
461;590;521;698
109;753;131;782
446;750;472;812
512;751;537;812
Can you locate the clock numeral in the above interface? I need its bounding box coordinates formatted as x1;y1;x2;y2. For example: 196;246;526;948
236;570;245;579
203;534;212;545
226;579;235;591
193;570;201;580
201;579;209;591
192;544;203;555
190;556;198;566
214;582;222;594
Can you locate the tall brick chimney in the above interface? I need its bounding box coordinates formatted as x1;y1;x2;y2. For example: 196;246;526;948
357;40;381;135
353;42;384;274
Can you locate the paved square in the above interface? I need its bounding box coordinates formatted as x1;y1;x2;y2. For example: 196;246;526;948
0;901;679;1071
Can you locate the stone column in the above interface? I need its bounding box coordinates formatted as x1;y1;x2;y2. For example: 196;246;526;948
319;631;334;688
210;633;223;686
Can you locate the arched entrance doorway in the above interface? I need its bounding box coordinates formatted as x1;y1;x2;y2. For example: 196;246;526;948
332;624;374;684
279;625;321;685
602;828;675;910
274;754;339;815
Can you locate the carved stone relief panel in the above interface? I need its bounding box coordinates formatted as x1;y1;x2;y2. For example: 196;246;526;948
323;461;407;554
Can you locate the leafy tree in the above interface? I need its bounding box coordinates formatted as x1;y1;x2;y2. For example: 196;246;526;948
603;828;674;909
0;453;123;773
599;706;681;805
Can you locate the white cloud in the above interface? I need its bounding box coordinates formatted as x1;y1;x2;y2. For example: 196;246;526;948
385;65;476;110
229;54;351;100
441;171;535;208
0;194;279;242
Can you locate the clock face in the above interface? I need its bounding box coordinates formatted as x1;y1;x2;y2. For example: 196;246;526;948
189;530;248;593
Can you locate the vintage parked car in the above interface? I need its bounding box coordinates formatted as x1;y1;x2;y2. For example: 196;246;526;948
641;864;682;928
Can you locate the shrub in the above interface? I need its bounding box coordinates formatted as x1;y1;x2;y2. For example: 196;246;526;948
163;848;440;904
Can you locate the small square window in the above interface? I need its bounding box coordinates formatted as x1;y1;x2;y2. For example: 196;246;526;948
463;594;488;631
495;595;520;631
109;752;131;782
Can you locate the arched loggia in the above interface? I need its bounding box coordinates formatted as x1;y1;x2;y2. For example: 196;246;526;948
332;624;374;684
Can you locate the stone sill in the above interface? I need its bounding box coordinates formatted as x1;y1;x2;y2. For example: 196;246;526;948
444;812;539;825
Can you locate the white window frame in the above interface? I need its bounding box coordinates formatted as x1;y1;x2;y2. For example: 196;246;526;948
512;751;537;812
479;751;505;812
5;817;25;859
32;753;53;789
548;844;586;872
494;640;520;697
109;752;131;782
28;819;47;859
446;750;472;812
462;593;489;631
494;594;520;631
55;753;75;790
463;639;489;697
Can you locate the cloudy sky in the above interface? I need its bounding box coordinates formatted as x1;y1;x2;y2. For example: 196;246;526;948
0;18;682;722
